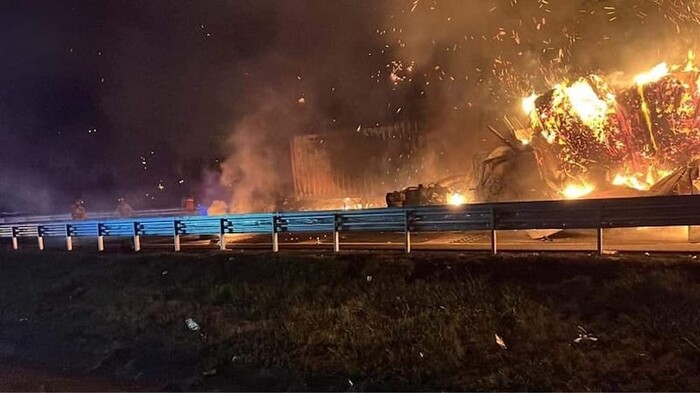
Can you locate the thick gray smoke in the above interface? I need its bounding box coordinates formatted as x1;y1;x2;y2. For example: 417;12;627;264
219;89;309;213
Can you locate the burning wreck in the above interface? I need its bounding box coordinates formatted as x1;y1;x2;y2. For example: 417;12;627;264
387;52;700;208
285;53;700;212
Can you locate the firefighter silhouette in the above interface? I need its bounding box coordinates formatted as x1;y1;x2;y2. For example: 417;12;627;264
115;197;135;251
115;197;135;218
71;199;86;220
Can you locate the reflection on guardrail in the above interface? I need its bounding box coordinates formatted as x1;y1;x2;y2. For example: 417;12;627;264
1;195;700;255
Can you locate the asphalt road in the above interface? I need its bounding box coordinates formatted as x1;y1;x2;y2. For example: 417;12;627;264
15;226;700;253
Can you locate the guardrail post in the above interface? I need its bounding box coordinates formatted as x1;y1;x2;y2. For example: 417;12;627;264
596;207;604;256
333;214;340;253
37;226;44;251
490;207;497;255
174;220;181;252
272;216;279;253
219;218;227;251
133;222;141;252
97;223;105;252
11;227;18;250
404;210;412;254
66;224;73;251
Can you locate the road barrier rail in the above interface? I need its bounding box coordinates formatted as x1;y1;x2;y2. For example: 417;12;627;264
1;195;699;254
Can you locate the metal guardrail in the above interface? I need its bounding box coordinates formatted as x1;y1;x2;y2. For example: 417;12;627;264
1;195;699;254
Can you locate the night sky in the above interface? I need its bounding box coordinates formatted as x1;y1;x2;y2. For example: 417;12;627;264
2;0;699;214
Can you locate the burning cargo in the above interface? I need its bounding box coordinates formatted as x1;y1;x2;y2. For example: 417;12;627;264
521;52;700;198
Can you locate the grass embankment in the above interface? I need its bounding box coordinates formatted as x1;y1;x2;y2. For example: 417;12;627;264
1;250;700;391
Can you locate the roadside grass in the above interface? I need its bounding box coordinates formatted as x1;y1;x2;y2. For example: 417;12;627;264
1;251;699;390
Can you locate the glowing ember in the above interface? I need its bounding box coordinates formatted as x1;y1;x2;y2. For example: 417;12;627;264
447;192;467;206
561;183;594;199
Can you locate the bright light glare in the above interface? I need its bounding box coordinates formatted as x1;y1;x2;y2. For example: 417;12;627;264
448;192;467;206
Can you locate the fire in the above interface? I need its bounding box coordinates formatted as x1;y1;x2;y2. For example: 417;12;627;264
561;183;594;199
447;192;467;206
525;78;615;145
565;80;611;132
633;62;669;85
522;94;538;115
612;167;673;191
612;174;649;191
522;52;700;196
342;197;363;210
685;50;697;72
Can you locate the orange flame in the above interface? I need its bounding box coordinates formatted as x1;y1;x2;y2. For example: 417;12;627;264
561;182;595;199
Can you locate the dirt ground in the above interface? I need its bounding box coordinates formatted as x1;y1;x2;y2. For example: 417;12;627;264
1;250;700;391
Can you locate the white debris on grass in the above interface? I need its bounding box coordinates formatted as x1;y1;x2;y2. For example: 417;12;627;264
185;318;200;332
202;368;217;376
495;333;507;350
574;326;598;343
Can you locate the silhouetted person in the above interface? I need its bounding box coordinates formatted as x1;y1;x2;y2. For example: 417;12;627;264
71;199;86;220
115;198;135;218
